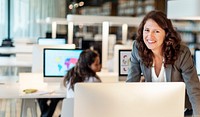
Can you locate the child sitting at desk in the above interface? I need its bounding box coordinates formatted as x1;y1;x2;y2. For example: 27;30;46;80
63;49;102;98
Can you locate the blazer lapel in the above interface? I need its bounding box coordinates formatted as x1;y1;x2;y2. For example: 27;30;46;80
143;65;152;82
165;64;172;82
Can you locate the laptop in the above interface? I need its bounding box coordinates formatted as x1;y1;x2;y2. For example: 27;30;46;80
74;82;185;117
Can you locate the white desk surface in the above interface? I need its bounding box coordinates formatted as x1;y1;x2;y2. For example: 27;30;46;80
0;46;33;54
0;47;16;54
0;82;66;99
0;57;32;67
0;76;66;117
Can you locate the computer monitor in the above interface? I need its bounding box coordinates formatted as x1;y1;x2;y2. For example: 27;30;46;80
37;38;66;45
113;45;132;73
74;82;185;117
32;44;76;82
43;48;82;78
194;49;200;75
118;49;132;76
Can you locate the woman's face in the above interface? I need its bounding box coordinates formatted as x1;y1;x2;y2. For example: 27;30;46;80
90;56;101;72
143;19;166;53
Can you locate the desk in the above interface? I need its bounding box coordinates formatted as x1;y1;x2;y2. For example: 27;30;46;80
0;46;33;76
0;57;32;67
0;82;66;117
0;45;33;54
0;57;32;76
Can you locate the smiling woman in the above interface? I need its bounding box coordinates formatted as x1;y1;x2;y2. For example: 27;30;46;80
143;19;166;53
127;10;200;116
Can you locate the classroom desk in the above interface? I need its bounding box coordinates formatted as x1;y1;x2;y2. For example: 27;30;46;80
0;45;33;54
0;46;33;76
0;81;66;117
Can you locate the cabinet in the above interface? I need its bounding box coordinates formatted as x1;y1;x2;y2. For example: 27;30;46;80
101;2;117;16
80;6;101;15
173;21;200;55
174;21;200;44
117;0;155;16
80;2;117;16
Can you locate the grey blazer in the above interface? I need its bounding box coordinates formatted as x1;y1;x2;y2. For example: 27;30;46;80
127;41;200;116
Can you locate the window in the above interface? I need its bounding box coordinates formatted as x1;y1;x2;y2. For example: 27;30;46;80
0;0;67;43
0;0;8;43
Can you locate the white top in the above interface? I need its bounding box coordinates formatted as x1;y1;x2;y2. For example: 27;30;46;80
151;62;166;82
66;76;100;98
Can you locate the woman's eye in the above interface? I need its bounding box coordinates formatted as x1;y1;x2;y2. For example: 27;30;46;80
144;29;149;32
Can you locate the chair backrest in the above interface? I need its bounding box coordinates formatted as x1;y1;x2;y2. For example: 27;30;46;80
61;98;74;117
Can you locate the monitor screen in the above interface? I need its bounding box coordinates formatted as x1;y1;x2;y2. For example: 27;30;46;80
31;44;76;73
74;82;185;117
118;49;132;76
43;48;82;77
38;38;66;45
195;49;200;75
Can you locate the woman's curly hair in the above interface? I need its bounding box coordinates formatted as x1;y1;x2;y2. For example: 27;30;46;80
63;49;101;90
136;10;181;67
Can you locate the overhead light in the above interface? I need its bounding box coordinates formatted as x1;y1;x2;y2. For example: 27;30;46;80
79;2;84;6
167;0;200;20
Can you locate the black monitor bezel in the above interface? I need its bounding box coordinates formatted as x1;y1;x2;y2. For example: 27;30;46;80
118;49;132;76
